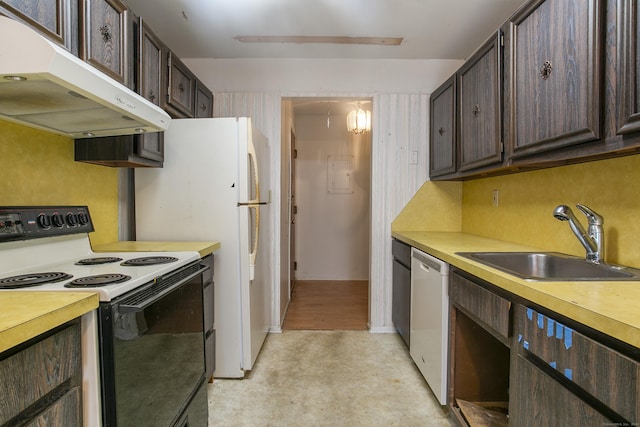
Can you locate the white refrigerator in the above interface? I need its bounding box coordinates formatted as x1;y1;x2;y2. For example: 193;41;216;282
135;117;272;378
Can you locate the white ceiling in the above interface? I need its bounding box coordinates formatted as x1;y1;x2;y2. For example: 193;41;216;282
122;0;528;60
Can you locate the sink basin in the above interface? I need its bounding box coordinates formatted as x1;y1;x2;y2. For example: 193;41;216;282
456;252;640;281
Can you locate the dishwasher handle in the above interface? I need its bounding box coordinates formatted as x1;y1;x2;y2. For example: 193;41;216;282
412;249;445;273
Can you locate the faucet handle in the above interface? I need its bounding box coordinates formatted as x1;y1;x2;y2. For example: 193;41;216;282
576;203;603;225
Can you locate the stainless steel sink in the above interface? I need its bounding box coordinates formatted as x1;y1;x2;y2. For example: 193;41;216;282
456;252;640;281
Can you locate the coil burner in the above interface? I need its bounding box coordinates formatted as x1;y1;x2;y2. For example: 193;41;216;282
65;274;131;288
121;256;178;266
75;257;123;265
0;272;73;289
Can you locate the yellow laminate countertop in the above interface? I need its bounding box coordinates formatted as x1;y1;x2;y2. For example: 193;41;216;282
0;292;99;353
392;231;640;350
93;241;220;258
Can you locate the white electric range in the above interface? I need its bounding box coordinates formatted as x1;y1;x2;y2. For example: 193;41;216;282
0;206;208;426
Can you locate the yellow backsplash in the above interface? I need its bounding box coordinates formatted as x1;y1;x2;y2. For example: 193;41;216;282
392;181;463;232
0;120;119;245
462;155;640;268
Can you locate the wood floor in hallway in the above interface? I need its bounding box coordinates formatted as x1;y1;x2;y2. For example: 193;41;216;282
282;280;368;330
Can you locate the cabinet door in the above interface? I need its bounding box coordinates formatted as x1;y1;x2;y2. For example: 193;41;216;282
429;75;456;178
81;0;130;86
616;0;640;134
0;0;78;55
166;51;196;118
507;0;603;159
510;354;612;426
136;19;165;163
458;32;502;171
195;80;214;118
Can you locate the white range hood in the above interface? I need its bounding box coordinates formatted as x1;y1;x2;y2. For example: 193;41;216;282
0;16;170;138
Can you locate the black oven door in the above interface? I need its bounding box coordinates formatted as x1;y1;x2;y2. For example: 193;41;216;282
99;261;207;427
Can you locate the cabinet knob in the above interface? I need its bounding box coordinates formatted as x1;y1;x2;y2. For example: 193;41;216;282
178;83;184;93
473;104;480;117
539;60;553;79
148;90;156;102
200;103;207;112
438;127;445;136
99;25;112;43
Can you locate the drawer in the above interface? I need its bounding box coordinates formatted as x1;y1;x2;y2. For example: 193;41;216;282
205;329;215;381
392;239;411;267
201;254;214;285
203;281;214;331
0;323;81;424
515;304;640;422
449;272;510;339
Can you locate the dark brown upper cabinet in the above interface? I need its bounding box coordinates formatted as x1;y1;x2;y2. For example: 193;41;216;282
429;75;457;178
136;18;166;163
80;0;132;87
0;0;79;55
458;31;503;172
505;0;603;160
616;0;640;135
195;79;214;118
165;51;196;118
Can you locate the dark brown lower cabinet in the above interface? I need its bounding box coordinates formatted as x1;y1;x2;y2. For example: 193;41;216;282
0;321;82;426
510;354;610;426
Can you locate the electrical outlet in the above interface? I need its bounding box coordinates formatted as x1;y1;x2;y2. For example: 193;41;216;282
492;189;499;207
410;150;418;165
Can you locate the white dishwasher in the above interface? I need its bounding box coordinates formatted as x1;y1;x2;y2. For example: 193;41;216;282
410;247;449;405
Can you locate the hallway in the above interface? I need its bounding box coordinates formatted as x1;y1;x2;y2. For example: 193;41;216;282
206;330;454;426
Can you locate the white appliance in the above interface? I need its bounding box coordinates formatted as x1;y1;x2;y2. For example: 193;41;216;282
0;16;170;138
410;248;449;405
135;117;272;378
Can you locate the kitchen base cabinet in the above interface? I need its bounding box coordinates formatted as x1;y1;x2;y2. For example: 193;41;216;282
0;321;82;426
392;239;411;347
511;304;640;425
448;270;510;425
510;354;611;426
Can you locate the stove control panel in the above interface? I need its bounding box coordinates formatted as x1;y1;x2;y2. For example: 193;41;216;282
0;206;94;241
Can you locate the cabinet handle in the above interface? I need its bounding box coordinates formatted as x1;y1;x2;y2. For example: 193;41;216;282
539;60;553;79
148;90;156;102
438;127;445;136
178;83;184;93
473;104;480;117
200;103;207;111
99;25;112;43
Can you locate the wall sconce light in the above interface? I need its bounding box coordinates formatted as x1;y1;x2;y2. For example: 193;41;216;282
346;103;371;134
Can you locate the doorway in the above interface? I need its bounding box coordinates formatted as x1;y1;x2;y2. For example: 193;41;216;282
282;97;372;330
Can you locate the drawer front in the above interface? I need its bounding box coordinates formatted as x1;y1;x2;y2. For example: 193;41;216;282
0;323;81;424
449;272;510;339
515;305;639;421
391;239;411;267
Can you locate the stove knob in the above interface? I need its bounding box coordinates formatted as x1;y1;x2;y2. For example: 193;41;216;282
37;214;51;228
52;213;65;228
66;213;78;226
77;213;89;225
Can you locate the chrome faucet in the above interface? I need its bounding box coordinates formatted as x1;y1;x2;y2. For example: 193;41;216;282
553;204;604;263
553;203;604;264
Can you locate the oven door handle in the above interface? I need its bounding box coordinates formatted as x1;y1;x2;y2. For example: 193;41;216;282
118;264;209;313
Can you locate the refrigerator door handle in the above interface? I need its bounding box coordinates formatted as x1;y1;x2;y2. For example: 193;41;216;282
237;202;268;206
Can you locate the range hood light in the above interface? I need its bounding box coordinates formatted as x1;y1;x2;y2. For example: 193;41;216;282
83;132;96;137
135;128;146;133
3;75;26;81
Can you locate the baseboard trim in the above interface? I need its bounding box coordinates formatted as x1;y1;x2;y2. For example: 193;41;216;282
368;326;398;334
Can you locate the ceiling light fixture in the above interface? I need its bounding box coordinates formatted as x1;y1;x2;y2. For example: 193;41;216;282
346;103;371;134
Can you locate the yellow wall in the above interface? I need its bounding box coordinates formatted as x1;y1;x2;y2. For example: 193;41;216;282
0;120;119;245
392;181;463;232
462;155;640;268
